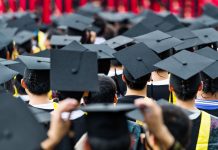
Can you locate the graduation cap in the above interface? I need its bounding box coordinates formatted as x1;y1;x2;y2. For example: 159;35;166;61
0;91;46;149
193;15;218;27
0;64;18;84
57;14;95;35
188;22;207;30
134;30;183;54
77;3;102;17
98;12;135;23
103;35;134;50
129;10;158;24
203;3;218;19
192;28;218;44
154;50;215;80
80;103;135;139
14;30;34;45
18;55;50;70
7;14;37;32
113;43;161;79
0;58;19;66
83;44;116;59
50;35;81;49
50;49;99;92
61;41;87;51
0;27;18;39
0;32;13;51
195;47;218;79
33;50;50;58
167;28;204;51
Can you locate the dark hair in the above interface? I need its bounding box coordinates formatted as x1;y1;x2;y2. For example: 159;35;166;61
17;40;32;54
201;73;218;95
85;75;116;104
88;135;130;150
23;69;50;95
162;105;191;148
124;68;151;91
170;74;201;101
98;59;111;75
56;91;84;102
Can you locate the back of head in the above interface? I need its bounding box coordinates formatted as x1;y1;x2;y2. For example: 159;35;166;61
123;68;151;91
23;69;50;95
85;75;116;104
170;74;201;101
56;91;84;102
161;104;191;148
201;73;218;95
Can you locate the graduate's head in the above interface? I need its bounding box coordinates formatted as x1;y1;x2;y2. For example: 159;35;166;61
84;75;117;104
22;69;50;95
170;74;202;101
122;68;151;91
146;104;191;149
81;104;134;150
201;73;218;95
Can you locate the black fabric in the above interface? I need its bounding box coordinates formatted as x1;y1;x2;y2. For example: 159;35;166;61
187;114;201;150
118;95;144;104
147;84;170;100
111;74;127;97
198;109;218;117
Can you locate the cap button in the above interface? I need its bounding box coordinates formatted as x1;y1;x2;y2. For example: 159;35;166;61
112;41;116;44
136;57;142;61
204;35;208;38
156;40;161;43
64;39;68;41
3;130;12;139
182;62;188;66
71;68;78;74
98;49;102;52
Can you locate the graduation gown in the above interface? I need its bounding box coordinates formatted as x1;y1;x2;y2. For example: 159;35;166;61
186;110;218;150
195;99;218;117
118;95;144;104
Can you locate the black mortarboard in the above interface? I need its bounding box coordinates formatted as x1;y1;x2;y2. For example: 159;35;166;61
14;30;34;45
18;55;50;70
193;15;218;27
0;91;46;149
134;30;183;53
122;22;153;37
61;41;87;51
50;35;81;49
77;3;102;17
129;10;157;24
154;50;215;80
103;35;134;50
192;28;218;44
57;14;95;35
80;103;135;139
0;58;19;66
113;43;161;79
50;49;99;92
33;50;50;58
7;62;25;76
195;47;218;79
203;3;218;19
0;27;18;39
7;14;37;32
98;12;135;23
83;44;116;60
0;32;13;51
167;28;204;51
0;64;18;84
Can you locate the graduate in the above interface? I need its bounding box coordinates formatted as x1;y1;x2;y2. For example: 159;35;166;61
195;47;218;117
113;43;161;103
155;50;218;149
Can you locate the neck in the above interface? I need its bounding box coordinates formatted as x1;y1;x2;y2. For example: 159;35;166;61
28;93;50;105
198;91;218;100
151;71;169;82
126;86;147;97
176;98;198;111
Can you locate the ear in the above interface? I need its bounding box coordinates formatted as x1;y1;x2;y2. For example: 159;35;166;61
122;74;126;83
198;82;203;91
169;85;174;92
21;79;27;89
114;94;118;104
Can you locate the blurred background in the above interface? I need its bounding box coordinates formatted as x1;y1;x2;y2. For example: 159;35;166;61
0;0;218;24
